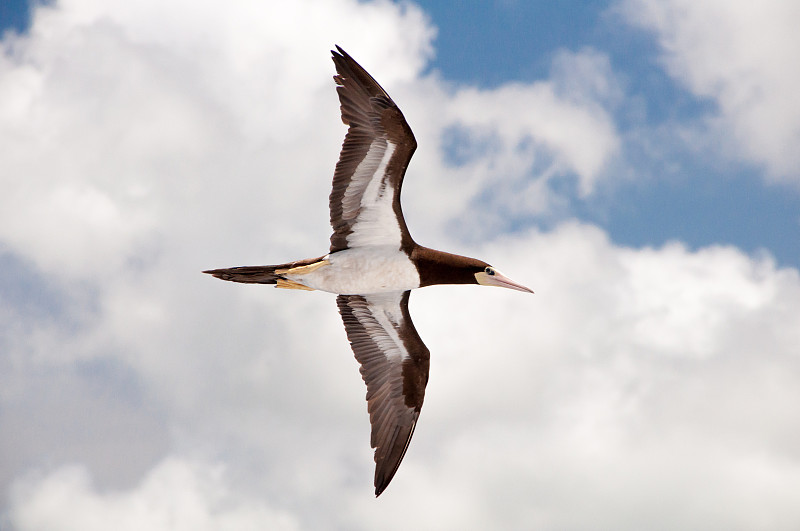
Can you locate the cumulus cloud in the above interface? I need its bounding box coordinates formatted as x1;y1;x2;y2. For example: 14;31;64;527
8;458;300;531
620;0;800;184
391;46;621;246
2;0;799;530
6;222;800;530
378;224;800;529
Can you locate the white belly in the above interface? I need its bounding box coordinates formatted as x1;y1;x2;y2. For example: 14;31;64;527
286;247;420;295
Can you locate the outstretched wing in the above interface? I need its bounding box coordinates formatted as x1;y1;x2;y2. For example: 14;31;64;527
329;46;417;253
336;291;430;496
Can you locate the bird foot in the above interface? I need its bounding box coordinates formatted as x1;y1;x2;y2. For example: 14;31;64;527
275;278;316;291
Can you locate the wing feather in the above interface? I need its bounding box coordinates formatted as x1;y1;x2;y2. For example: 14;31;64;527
329;46;417;253
336;290;430;496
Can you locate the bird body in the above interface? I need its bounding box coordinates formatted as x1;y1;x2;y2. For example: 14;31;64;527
281;247;419;295
205;46;532;496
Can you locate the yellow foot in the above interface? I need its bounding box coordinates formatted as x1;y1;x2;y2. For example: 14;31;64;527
275;278;315;291
275;259;330;276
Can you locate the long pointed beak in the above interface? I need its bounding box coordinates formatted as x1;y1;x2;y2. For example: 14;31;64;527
479;271;534;293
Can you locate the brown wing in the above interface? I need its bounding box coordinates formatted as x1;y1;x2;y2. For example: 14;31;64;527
336;291;430;496
328;46;417;253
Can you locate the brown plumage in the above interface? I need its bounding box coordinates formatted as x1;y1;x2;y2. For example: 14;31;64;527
337;291;429;496
328;46;416;254
204;46;532;497
204;256;325;284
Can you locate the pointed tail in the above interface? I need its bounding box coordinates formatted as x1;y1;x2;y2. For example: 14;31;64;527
203;255;326;284
203;265;281;284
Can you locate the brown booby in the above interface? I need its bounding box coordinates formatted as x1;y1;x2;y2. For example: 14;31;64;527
205;46;532;496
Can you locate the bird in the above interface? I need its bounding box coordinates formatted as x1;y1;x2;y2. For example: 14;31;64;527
204;46;533;496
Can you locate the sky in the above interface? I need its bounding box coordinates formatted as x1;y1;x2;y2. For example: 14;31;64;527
1;1;799;529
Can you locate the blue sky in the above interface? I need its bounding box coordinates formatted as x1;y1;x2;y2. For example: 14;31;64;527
2;1;800;529
2;0;798;266
0;0;29;33
419;0;800;268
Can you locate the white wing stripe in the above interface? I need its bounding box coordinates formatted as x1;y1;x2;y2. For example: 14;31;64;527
347;142;401;248
354;292;408;362
359;141;396;206
342;139;387;218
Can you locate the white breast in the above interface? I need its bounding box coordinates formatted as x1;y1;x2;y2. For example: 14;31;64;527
285;247;419;295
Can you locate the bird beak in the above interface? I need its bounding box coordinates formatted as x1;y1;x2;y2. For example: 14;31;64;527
476;271;534;293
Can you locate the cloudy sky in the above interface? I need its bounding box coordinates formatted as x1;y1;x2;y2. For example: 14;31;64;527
2;1;800;529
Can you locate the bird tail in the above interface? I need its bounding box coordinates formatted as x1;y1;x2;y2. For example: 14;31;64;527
203;256;327;285
203;264;282;284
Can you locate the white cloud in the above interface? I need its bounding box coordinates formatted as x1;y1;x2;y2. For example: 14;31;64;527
393;224;800;529
388;47;620;247
8;458;300;531
0;0;620;284
2;0;799;529
446;69;618;195
7;222;800;530
620;0;800;184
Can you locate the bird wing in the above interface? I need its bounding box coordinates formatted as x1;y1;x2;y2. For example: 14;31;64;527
336;290;430;496
328;46;417;253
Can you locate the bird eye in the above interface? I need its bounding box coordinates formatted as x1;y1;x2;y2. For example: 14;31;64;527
485;267;495;276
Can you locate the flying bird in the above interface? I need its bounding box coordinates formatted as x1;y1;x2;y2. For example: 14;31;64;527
204;46;533;496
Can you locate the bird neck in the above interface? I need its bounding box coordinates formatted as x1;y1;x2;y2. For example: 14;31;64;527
411;246;484;287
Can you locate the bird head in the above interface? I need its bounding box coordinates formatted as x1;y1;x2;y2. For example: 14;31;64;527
474;265;533;293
